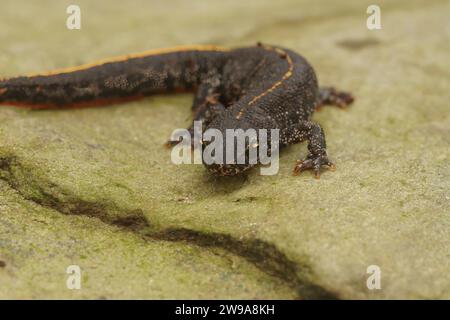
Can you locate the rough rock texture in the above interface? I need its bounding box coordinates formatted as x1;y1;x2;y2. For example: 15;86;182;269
0;181;295;299
0;0;449;299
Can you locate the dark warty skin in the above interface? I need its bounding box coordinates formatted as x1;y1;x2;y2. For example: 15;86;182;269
0;43;354;177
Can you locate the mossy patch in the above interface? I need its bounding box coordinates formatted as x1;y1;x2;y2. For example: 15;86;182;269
0;0;449;299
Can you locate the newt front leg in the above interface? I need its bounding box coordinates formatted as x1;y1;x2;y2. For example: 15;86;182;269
282;120;335;178
286;86;353;177
165;81;225;148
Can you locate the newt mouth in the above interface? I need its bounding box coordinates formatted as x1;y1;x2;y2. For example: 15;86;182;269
207;163;252;176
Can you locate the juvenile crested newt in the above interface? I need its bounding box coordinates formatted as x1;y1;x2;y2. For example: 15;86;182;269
0;43;354;177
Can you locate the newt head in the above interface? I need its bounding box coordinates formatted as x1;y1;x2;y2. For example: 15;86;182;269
202;106;278;176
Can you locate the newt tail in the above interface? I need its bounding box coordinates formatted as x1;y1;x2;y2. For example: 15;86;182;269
0;45;229;109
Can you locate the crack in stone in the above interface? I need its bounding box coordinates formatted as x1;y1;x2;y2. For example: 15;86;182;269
0;153;338;299
0;154;149;230
147;228;337;299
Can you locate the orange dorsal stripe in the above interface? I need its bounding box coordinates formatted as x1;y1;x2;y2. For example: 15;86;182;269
11;45;230;79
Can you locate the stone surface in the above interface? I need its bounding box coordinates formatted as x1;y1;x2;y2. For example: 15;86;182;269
0;180;296;299
0;0;449;299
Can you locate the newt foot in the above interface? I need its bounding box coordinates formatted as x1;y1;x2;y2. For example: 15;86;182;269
293;153;335;179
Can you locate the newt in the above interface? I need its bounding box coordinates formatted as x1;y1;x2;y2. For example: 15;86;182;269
0;43;354;177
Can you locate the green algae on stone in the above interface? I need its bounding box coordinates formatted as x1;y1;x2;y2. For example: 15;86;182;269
0;181;296;299
0;0;449;299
